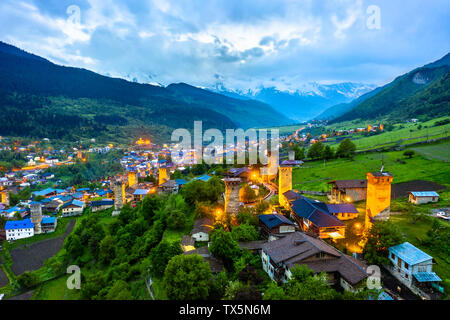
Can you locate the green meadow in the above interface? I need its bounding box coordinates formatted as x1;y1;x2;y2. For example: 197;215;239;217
293;141;450;192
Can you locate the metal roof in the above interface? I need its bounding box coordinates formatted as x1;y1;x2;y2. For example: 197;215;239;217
290;197;345;228
258;214;295;229
133;189;150;195
389;242;433;266
410;191;439;197
413;272;442;282
5;219;34;230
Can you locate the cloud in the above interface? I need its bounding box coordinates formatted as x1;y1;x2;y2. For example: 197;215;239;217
0;0;449;92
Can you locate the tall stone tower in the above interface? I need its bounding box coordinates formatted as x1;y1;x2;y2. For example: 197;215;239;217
30;202;43;234
223;178;241;215
113;178;125;215
158;166;170;186
279;164;293;208
0;188;9;206
128;170;137;187
365;171;393;230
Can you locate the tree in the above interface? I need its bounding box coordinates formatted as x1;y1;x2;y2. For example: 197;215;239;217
164;254;212;300
363;221;403;265
209;228;240;266
17;271;40;289
263;282;287;300
292;144;305;160
98;235;116;265
336;138;356;159
166;209;186;230
240;185;257;203
307;141;324;159
236;207;258;227
255;200;269;214
149;241;182;277
403;150;415;158
231;223;259;242
322;145;334;160
106;280;133;300
64;234;84;259
284;265;337;300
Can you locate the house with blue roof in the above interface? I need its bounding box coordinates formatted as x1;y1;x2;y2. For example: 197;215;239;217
388;242;443;297
133;189;150;201
32;187;57;198
259;214;296;240
5;219;34;240
61;199;85;217
41;216;57;233
288;197;346;240
90;199;114;212
409;191;439;204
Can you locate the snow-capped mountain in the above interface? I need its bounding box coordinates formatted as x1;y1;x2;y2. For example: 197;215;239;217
211;82;376;122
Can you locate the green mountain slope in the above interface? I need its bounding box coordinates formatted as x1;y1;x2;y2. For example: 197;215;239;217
330;53;450;123
0;41;290;143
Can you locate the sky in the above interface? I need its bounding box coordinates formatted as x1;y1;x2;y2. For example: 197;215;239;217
1;0;449;92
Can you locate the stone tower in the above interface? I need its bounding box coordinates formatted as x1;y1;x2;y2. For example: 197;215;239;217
278;164;293;208
223;178;241;215
113;178;125;214
158;166;170;186
365;171;393;230
30;202;43;234
128;170;137;187
0;188;9;206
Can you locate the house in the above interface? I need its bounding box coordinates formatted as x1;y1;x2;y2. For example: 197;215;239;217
181;235;195;252
191;217;214;242
159;180;178;194
288;197;346;240
41;216;57;233
90;199;114;212
388;242;442;297
328;179;367;203
133;189;150;201
258;214;296;241
61;199;85;216
260;232;368;291
32;188;58;198
5;219;35;241
325;204;360;220
184;246;225;274
409;191;439;204
192;174;212;182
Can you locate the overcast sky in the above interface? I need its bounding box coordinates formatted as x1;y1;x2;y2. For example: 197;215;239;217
1;0;449;91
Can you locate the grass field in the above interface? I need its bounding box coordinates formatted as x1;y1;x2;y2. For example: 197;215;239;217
411;143;450;162
32;274;81;300
293;143;450;192
326;117;450;151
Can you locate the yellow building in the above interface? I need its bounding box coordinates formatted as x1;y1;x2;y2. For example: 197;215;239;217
365;171;393;230
128;171;137;187
158;166;170;186
279;164;293;208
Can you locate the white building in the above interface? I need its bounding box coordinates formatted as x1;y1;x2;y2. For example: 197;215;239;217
5;219;35;241
61;199;85;216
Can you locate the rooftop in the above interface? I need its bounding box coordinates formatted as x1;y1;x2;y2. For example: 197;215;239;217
389;242;433;266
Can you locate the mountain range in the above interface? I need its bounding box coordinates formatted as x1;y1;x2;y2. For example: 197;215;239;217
318;53;450;123
0;41;291;144
211;82;376;122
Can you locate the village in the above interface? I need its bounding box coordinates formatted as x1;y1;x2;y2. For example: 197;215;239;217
0;131;448;301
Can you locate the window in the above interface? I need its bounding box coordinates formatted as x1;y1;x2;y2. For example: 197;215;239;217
404;262;409;270
390;253;395;260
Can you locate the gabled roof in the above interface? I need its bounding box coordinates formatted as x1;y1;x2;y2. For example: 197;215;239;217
191;217;214;235
328;179;367;189
389;242;433;265
62;199;85;209
410;191;439;197
175;179;188;186
259;214;295;229
283;190;304;202
262;232;368;285
90;199;114;206
326;204;359;214
291;197;344;228
133;189;150;195
32;187;56;197
41;217;56;224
